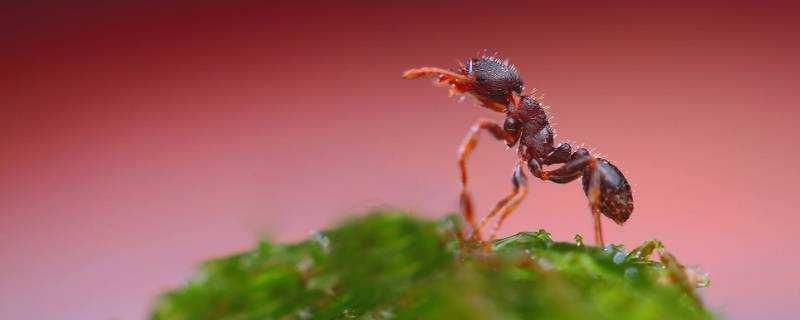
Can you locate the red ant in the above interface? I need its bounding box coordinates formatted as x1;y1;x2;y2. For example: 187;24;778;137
403;55;633;247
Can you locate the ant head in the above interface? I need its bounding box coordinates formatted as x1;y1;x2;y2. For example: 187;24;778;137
460;57;524;111
402;55;523;112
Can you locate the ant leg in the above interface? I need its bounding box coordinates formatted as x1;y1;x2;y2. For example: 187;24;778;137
529;149;633;247
457;119;514;241
585;162;606;247
528;148;591;183
541;143;572;165
488;163;528;242
582;158;634;246
477;162;526;233
528;149;605;246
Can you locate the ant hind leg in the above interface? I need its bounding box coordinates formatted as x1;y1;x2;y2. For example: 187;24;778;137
584;162;606;247
528;149;609;246
581;158;634;247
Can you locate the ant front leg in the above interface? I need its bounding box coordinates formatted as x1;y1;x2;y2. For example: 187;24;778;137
457;118;515;242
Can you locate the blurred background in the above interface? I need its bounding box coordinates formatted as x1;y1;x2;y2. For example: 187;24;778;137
3;1;799;319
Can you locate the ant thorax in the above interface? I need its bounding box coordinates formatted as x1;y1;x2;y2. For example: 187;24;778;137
511;96;555;160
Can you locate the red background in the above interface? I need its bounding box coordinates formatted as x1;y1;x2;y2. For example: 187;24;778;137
3;1;799;319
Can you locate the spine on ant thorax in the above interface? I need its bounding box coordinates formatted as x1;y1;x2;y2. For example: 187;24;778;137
513;96;556;159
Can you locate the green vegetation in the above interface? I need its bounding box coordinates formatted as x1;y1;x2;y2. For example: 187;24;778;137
150;212;716;319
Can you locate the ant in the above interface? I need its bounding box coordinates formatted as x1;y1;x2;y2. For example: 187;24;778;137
403;55;633;247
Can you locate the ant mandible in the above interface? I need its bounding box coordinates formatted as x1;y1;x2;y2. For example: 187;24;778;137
403;55;633;247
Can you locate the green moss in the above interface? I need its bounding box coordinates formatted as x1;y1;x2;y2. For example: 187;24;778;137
150;212;717;320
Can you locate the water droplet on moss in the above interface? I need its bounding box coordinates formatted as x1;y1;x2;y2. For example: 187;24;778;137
343;308;357;318
297;256;313;273
613;251;626;264
312;231;331;254
297;308;312;319
538;257;554;271
378;308;395;319
686;266;711;288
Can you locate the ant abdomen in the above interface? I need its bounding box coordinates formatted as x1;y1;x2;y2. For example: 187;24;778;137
582;159;634;225
461;57;523;109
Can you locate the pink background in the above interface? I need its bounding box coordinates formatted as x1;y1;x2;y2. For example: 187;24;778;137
3;1;799;319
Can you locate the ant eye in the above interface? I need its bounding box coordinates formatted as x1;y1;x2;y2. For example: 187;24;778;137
503;117;521;136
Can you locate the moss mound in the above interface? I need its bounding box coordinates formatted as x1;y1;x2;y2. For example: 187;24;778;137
150;212;716;319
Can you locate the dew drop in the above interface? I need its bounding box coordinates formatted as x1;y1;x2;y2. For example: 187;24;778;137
613;251;625;264
343;308;357;319
312;231;331;254
297;256;313;273
297;308;312;320
379;308;395;319
624;267;638;278
686;266;711;288
537;257;554;271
